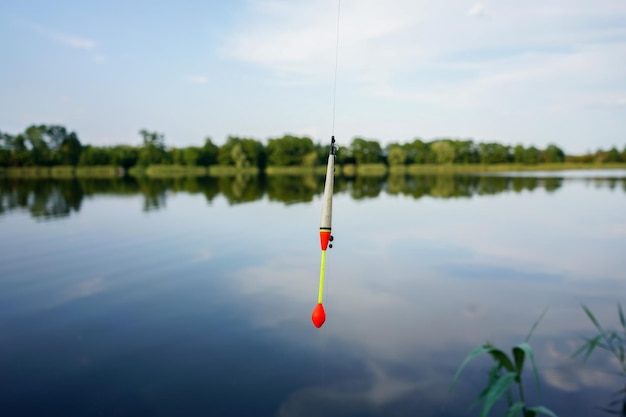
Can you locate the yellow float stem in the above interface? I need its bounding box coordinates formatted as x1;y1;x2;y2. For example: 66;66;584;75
318;250;327;304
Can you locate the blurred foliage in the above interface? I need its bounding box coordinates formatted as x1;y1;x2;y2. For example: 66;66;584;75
574;304;626;416
3;174;623;219
218;174;264;205
574;303;626;375
1;125;624;172
217;136;266;169
267;175;319;204
267;135;315;166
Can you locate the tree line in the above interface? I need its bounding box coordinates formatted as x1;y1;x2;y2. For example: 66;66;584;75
1;124;625;169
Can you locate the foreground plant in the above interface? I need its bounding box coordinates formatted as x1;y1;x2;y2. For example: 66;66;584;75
574;303;626;416
574;303;626;375
451;311;557;417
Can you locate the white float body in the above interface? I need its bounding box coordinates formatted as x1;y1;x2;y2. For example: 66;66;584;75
319;152;335;230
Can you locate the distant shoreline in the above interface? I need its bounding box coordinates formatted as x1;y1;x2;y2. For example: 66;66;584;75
2;163;626;178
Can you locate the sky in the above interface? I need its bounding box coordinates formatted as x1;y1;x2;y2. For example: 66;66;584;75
0;0;625;154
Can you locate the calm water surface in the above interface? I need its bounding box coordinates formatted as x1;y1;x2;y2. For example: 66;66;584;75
1;171;625;417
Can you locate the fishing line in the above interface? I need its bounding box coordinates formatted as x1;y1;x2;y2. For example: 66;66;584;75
331;0;341;136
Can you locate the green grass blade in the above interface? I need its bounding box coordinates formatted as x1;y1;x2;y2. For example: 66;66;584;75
573;335;602;362
513;345;525;377
526;307;548;342
472;365;501;408
527;405;559;417
618;303;625;331
503;401;525;417
450;345;492;390
488;348;515;373
582;304;604;333
480;371;516;417
515;342;540;388
572;338;590;358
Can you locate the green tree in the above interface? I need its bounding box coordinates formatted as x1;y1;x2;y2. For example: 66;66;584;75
231;144;249;168
524;146;541;165
350;137;383;164
218;136;265;168
403;139;429;164
513;145;526;164
606;147;623;163
197;137;218;166
542;144;565;163
479;142;510;164
0;132;12;167
266;135;315;166
452;140;479;164
45;125;69;154
137;130;168;166
111;145;139;169
58;132;82;165
184;147;201;166
79;146;112;165
386;143;407;165
24;125;52;166
431;140;455;164
170;148;185;165
12;134;30;166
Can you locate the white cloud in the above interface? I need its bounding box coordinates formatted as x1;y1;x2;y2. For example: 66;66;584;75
542;340;621;392
276;360;433;417
186;75;209;84
467;3;489;18
223;0;426;82
28;21;96;49
223;0;626;128
64;277;106;299
49;32;96;49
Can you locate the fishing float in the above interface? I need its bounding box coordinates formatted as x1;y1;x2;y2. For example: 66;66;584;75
311;136;336;328
312;0;341;329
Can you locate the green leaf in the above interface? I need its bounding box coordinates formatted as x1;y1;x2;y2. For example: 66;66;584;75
573;335;602;362
488;348;516;373
527;405;558;417
472;365;501;408
503;402;525;417
618;303;625;331
480;372;516;417
450;345;492;390
513;345;525;377
526;307;548;342
582;304;604;333
514;342;540;388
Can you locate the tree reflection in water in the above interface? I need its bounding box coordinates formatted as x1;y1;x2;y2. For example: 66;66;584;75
0;174;623;220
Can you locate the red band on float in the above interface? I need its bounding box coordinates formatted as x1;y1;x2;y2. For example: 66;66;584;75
319;231;331;250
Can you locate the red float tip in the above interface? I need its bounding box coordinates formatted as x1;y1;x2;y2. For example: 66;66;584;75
320;231;331;251
311;303;326;328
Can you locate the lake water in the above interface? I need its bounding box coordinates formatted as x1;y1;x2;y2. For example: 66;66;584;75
1;171;625;417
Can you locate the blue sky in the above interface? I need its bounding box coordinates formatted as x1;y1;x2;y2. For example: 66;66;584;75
0;0;624;154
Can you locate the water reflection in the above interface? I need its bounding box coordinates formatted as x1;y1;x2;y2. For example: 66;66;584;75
2;174;624;220
1;170;625;417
